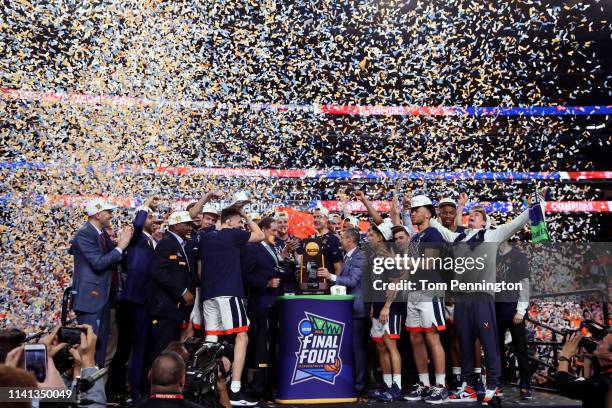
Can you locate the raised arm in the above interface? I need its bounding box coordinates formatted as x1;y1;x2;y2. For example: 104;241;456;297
188;190;223;220
400;190;416;236
488;208;530;242
239;209;265;242
389;190;402;226
354;191;383;225
338;192;352;219
455;192;468;227
487;194;542;242
132;196;158;238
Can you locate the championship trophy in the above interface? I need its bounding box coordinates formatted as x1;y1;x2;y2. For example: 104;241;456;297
297;237;330;295
231;191;251;208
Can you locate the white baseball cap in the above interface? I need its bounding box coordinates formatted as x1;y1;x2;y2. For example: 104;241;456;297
373;219;394;241
201;204;219;216
410;195;433;208
409;195;436;216
438;197;457;208
167;211;195;226
344;216;359;227
274;210;289;219
313;206;330;217
85;199;116;216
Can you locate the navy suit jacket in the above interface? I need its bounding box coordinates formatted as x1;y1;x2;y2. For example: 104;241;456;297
242;242;282;319
334;247;366;318
70;222;122;314
149;233;197;322
120;209;155;305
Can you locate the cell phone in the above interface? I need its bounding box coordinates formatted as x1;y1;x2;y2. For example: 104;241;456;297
58;326;86;346
24;344;47;382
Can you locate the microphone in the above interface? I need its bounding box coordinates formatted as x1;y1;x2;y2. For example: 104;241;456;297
79;367;108;392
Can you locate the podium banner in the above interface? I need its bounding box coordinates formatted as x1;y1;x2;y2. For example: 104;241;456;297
276;295;356;404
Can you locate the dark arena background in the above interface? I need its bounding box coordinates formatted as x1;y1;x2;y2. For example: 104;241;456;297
1;0;611;407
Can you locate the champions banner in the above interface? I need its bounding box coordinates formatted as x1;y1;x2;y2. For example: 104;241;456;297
276;295;356;404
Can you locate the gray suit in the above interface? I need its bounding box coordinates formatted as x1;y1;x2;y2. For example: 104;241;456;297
333;247;367;391
81;367;107;407
335;247;366;318
70;222;122;366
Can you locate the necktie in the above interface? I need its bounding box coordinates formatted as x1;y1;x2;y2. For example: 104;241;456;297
263;242;281;274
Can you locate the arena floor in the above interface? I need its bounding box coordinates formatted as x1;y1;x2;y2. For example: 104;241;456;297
261;388;581;408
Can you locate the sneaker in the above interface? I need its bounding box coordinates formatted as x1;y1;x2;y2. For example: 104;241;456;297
496;387;503;397
228;390;259;407
448;387;461;399
368;384;390;400
388;383;403;401
375;383;400;402
482;388;500;403
425;385;449;404
520;388;533;400
403;382;430;401
448;383;476;402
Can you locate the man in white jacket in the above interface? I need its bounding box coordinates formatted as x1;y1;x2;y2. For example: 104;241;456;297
428;195;536;403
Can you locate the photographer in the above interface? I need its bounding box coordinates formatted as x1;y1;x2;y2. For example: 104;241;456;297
164;341;231;408
4;326;68;390
135;352;202;408
556;332;612;407
68;325;107;407
3;324;106;407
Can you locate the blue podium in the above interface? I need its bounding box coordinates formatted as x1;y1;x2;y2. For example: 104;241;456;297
276;295;356;404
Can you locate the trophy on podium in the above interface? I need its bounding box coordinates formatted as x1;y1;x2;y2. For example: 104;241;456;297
297;237;330;295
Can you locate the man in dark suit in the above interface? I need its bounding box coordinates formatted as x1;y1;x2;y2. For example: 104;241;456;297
149;211;197;360
317;228;367;395
70;199;133;367
112;197;159;403
242;217;283;398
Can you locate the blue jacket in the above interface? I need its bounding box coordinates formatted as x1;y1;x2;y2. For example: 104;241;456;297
242;242;282;319
120;209;155;305
149;233;197;322
334;247;366;318
70;222;122;314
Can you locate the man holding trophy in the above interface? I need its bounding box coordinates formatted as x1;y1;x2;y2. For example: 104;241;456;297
198;193;265;407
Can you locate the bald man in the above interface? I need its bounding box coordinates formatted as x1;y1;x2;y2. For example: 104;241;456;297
135;352;202;407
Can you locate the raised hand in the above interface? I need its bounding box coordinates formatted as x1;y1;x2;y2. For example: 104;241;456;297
353;190;365;200
458;192;468;206
117;225;134;249
143;196;160;210
39;326;67;358
207;190;224;200
338;192;349;209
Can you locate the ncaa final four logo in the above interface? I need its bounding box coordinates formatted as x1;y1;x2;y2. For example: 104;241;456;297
291;312;345;385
